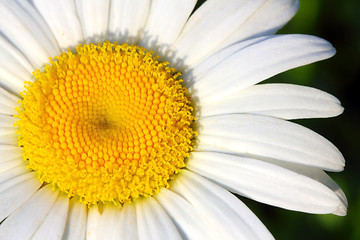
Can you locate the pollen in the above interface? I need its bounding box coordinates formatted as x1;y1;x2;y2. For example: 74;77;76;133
15;42;196;205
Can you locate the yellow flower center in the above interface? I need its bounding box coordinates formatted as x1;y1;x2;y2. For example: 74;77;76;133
15;42;196;205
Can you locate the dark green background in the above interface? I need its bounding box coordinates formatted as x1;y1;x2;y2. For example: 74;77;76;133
196;0;360;239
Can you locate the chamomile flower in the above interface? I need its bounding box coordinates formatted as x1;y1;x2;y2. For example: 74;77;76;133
0;0;347;239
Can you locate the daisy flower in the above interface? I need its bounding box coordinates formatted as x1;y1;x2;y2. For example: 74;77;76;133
0;0;347;239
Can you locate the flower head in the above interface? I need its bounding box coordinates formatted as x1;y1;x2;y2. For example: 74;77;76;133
0;0;347;239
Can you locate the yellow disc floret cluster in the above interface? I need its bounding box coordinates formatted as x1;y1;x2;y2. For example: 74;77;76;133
15;41;196;205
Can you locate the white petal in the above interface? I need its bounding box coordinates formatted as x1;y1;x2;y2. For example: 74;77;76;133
0;0;60;69
0;145;22;163
172;170;274;240
96;206;122;240
33;0;84;50
191;34;336;104
187;152;342;214
118;203;138;240
0;172;40;222
0;35;34;73
183;36;269;86
155;188;218;240
76;0;110;43
0;36;33;95
200;83;344;119
62;198;87;240
0;114;17;127
32;194;69;240
138;0;196;57
0;113;18;146
197;114;344;171
0;162;28;183
136;197;181;240
0;185;59;240
86;205;101;240
0;87;20;115
316;175;347;216
0;158;23;174
0;68;26;97
173;0;266;67
219;0;299;51
266;159;348;216
303;173;347;216
0;127;17;145
108;0;151;44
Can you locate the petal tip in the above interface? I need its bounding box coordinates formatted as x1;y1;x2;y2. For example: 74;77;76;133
333;203;348;216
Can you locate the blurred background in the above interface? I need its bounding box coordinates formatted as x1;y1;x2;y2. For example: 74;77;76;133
195;0;360;239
